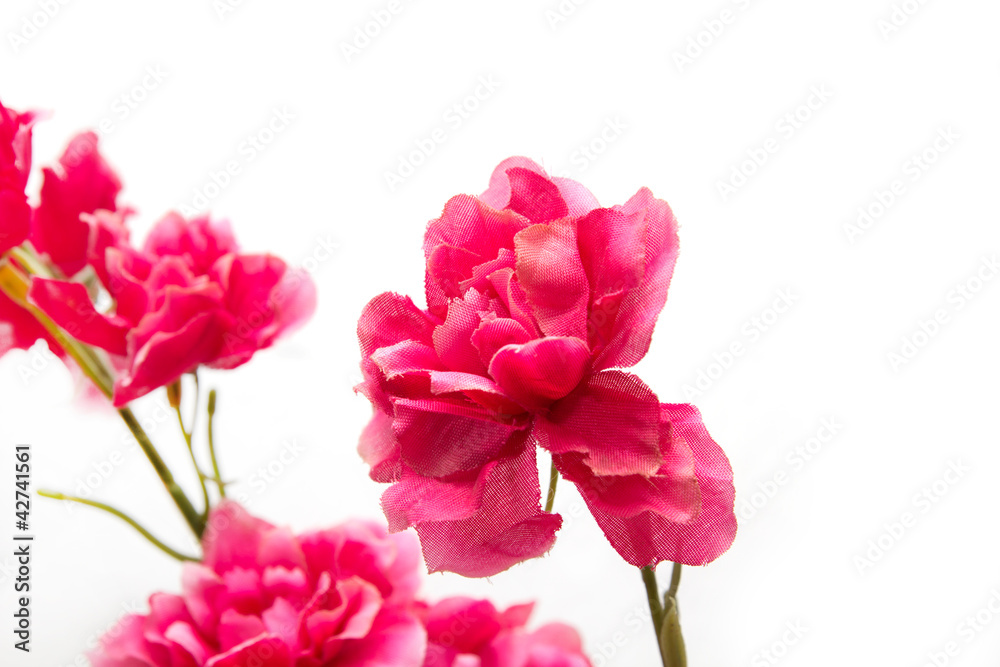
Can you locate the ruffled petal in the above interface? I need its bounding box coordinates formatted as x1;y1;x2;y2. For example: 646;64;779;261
513;220;589;340
488;337;590;411
535;371;662;476
28;278;129;355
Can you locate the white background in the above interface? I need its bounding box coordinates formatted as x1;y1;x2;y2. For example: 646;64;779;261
1;0;999;665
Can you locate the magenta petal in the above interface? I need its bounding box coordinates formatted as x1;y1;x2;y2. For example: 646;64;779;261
392;398;522;477
424;598;502;653
28;278;129;355
428;371;524;415
358;292;437;358
205;635;291;667
371;340;444;379
504;167;569;224
409;443;562;577
513;220;589;340
470;315;532;368
382;462;496;531
535;371;662;476
592;188;679;371
432;289;492;375
144;212;239;274
576;404;736;567
359;410;402;483
31;132;121;276
424;194;530;315
331;607;426;667
0;190;30;255
488;337;590;410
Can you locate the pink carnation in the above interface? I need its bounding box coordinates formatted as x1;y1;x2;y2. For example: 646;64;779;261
91;502;428;667
421;597;592;667
29;211;316;405
357;158;736;575
0;98;36;255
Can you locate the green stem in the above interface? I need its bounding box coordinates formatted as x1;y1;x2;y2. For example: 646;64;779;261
207;389;226;498
119;407;205;538
38;490;198;562
173;380;210;518
543;459;558;513
641;566;668;666
667;562;682;602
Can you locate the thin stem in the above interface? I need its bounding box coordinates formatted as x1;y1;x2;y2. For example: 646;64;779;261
38;490;199;562
173;379;210;518
207;389;225;498
119;406;205;538
641;566;668;666
0;260;115;397
544;460;558;513
667;562;682;602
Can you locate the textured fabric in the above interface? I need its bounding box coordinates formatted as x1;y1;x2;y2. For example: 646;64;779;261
28;212;316;405
420;597;592;667
356;157;736;576
91;503;591;667
90;502;427;667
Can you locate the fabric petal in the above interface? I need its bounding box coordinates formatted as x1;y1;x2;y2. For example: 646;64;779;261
513;221;588;340
592;188;679;371
535;371;662;476
571;403;736;567
488;337;590;411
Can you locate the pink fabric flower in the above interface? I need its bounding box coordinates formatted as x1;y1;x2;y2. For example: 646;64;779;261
29;211;316;405
91;502;428;667
421;597;592;667
357;158;735;575
30;131;122;276
0;98;36;256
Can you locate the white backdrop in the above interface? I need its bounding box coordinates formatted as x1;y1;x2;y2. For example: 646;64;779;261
1;0;999;665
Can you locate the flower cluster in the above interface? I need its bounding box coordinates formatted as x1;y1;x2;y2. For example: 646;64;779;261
357;157;736;576
92;502;592;667
0;98;315;405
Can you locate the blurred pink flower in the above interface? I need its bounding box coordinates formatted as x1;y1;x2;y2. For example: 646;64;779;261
91;502;427;667
357;158;735;575
0;98;36;255
30;131;122;276
29;211;316;405
421;597;591;667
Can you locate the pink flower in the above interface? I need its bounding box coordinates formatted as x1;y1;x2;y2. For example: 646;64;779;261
357;158;735;575
421;597;592;667
30;131;122;276
29;211;316;405
91;502;428;667
0;98;36;256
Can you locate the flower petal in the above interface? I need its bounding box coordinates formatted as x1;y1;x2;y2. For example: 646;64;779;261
488;337;590;411
28;278;129;355
513;220;589;340
535;371;662;476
